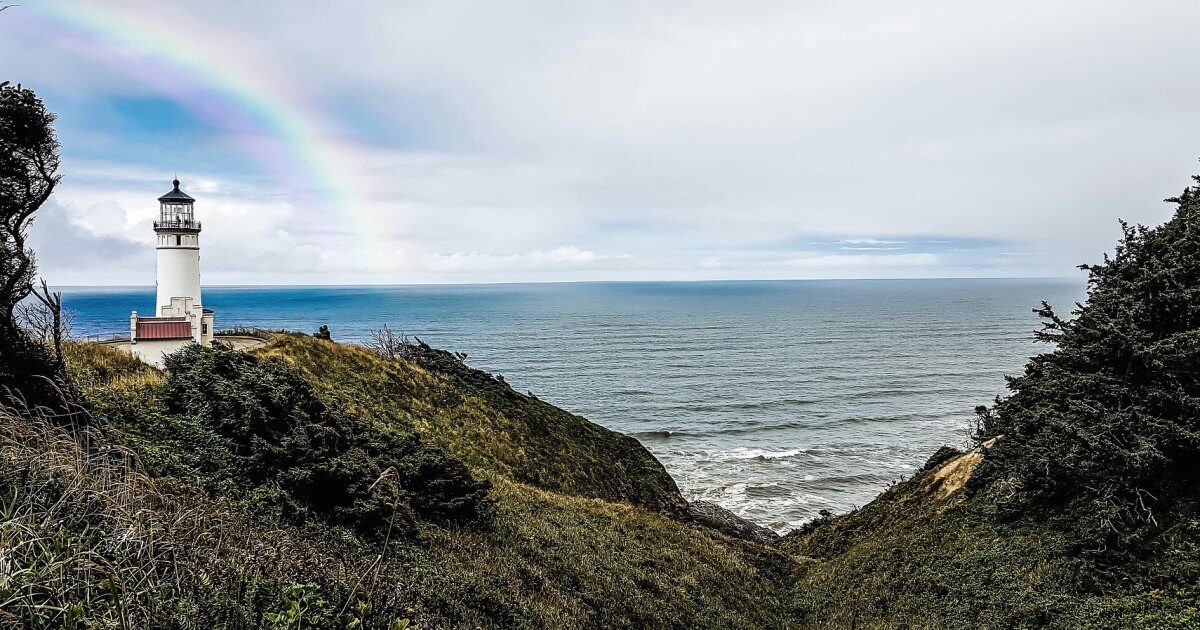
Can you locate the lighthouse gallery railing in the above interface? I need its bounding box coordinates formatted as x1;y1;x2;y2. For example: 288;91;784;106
153;219;202;231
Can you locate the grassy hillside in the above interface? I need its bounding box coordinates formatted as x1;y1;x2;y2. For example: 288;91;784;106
14;335;1196;628
0;337;793;628
254;333;685;514
778;444;1200;628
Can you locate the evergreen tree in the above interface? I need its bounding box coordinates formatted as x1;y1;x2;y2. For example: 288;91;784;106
0;83;68;410
0;82;59;331
977;169;1200;557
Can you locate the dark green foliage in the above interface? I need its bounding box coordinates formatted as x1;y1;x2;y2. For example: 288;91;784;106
0;83;71;411
975;172;1200;558
0;82;60;329
157;344;492;532
0;330;73;411
920;445;962;472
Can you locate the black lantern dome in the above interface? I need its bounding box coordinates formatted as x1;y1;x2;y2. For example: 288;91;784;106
158;178;195;203
155;178;200;233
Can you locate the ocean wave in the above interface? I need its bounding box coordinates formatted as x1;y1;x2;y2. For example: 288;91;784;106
637;417;822;439
673;398;818;414
844;387;964;399
633;429;680;439
634;409;966;440
614;389;657;396
720;447;807;461
837;410;966;425
680;490;837;532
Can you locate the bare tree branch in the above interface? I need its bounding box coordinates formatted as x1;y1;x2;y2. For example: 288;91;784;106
368;324;415;361
24;279;69;365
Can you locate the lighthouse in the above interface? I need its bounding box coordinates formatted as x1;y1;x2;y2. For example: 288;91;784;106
154;178;203;313
128;179;215;366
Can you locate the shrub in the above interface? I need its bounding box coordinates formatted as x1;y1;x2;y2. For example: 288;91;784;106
158;344;492;533
920;445;963;472
975;171;1200;557
367;324;417;361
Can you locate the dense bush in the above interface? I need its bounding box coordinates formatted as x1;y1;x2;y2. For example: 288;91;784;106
975;171;1200;557
157;344;493;533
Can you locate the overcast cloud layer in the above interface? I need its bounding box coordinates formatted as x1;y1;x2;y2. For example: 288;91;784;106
4;0;1199;285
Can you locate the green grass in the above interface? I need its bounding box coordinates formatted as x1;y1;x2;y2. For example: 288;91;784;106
411;477;799;628
19;335;1195;628
777;449;1200;628
255;333;686;514
12;337;794;628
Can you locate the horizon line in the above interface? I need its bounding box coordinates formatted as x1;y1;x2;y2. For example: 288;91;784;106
49;275;1082;290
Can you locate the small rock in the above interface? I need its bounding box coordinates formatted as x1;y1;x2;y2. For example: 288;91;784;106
687;501;779;544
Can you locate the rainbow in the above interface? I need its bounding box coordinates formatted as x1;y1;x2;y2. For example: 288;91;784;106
15;2;380;267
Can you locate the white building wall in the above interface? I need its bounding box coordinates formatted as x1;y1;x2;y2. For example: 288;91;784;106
130;338;194;368
156;237;202;315
201;311;215;345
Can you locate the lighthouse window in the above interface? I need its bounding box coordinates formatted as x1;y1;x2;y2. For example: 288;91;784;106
176;235;181;246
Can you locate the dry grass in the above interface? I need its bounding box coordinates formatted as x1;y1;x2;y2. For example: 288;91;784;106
0;372;408;629
0;402;192;627
411;476;801;628
925;437;998;501
63;341;161;391
214;327;278;341
0;398;413;628
46;336;805;627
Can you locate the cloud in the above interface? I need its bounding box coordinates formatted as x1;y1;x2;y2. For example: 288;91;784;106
421;247;631;274
26;199;149;284
3;0;1197;283
775;253;941;270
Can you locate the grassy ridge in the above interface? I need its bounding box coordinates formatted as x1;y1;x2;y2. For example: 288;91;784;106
8;328;1198;628
30;321;1200;628
255;333;686;514
1;338;791;628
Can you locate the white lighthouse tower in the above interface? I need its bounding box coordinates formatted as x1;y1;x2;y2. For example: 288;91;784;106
128;179;215;366
154;179;204;314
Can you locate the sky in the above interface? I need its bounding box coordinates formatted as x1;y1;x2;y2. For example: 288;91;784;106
2;0;1199;285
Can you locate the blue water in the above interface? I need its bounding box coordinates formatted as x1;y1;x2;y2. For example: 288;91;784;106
65;279;1084;531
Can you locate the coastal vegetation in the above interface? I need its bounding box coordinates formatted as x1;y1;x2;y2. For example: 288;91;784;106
0;82;69;412
0;335;795;627
2;85;1199;627
257;332;687;515
778;170;1200;627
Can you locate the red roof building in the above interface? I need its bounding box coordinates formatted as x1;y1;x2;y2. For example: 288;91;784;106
134;317;193;340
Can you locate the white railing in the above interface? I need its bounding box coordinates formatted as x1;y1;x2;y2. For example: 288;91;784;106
82;332;130;343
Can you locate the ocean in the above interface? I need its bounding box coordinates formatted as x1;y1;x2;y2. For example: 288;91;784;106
65;279;1085;532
